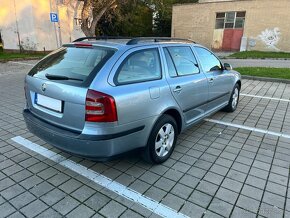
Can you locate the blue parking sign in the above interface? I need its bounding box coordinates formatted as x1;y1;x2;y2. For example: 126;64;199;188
50;13;59;22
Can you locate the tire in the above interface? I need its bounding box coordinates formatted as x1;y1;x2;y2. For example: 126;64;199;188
223;83;240;112
142;114;178;164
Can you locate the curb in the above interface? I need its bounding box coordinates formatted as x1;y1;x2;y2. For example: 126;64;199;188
242;75;290;84
0;57;43;63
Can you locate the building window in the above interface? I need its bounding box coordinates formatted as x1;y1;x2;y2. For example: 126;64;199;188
215;11;246;29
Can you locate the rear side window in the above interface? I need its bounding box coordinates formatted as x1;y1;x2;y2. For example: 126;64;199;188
29;46;116;85
115;48;161;85
194;47;222;72
165;46;199;76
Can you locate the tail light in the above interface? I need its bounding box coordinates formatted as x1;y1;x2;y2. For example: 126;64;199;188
85;89;118;122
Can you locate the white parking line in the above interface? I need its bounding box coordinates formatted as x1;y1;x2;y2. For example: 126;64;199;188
205;119;290;139
11;136;190;218
9;61;34;66
240;93;290;102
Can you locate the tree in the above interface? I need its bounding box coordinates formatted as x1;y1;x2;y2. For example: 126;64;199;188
80;0;118;36
96;1;153;37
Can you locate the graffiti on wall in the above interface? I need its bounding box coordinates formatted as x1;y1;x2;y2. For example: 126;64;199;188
258;28;281;51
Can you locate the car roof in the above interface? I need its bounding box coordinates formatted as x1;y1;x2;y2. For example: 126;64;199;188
69;37;199;50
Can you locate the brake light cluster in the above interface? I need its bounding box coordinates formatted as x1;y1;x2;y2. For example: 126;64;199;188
85;89;118;122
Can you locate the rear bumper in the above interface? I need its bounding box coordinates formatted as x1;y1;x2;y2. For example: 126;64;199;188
23;109;146;159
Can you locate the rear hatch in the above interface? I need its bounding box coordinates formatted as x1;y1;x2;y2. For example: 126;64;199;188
25;43;116;132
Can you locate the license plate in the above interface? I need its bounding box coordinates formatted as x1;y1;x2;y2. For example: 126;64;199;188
35;93;62;112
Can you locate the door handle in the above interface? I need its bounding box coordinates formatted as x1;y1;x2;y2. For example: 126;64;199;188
208;78;214;83
173;86;182;93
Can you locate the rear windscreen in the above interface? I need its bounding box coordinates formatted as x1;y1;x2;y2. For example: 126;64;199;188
28;46;116;85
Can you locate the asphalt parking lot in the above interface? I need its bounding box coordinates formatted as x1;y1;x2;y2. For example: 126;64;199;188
0;60;289;218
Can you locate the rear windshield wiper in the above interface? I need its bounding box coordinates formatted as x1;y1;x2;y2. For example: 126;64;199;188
45;73;83;81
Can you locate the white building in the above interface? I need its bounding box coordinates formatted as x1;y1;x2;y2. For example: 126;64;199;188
0;0;85;51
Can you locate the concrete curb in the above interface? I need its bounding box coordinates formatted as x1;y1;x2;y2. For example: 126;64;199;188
0;57;42;63
242;75;290;84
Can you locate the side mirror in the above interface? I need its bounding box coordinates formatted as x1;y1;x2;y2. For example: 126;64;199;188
224;63;233;71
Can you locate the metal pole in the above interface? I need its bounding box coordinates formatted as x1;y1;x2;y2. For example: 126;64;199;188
13;0;21;52
56;1;62;46
50;0;59;48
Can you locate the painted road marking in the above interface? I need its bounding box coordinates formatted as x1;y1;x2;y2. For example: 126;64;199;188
11;136;190;218
9;61;34;66
205;119;290;139
240;93;290;103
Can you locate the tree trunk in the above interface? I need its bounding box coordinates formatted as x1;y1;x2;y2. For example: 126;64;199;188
81;0;117;36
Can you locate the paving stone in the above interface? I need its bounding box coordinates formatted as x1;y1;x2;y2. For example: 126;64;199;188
58;179;82;194
179;174;200;189
52;196;79;216
187;166;207;179
20;200;48;217
163;169;183;182
37;167;59;180
161;193;185;211
130;203;152;218
221;178;243;193
203;210;224;218
19;175;43;189
209;164;229;176
9;191;36;209
139;171;160;185
40;188;67;206
0;202;16;217
10;169;33;182
226;169;247;183
241;184;264;201
263;191;285;209
144;186;167;202
120;210;144;218
66;204;95;218
0;177;15;191
154;177;176;192
245;175;267;190
188;190;212;208
204;172;224;185
265;181;287;197
7;212;26;218
231;206;256;218
71;185;95;202
85;192;110;211
0;184;25;200
196;180;219;196
216;187;239;203
208;198;234;217
99;201;126;218
129;179;150;194
258;202;284;218
30;181;54;197
180;201;205;218
36;208;62;218
47;172;70;186
237;195;260;213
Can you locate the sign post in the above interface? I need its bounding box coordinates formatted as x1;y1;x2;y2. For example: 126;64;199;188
50;12;62;46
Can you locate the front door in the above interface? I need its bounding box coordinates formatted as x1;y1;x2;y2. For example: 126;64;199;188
162;46;208;124
194;46;232;113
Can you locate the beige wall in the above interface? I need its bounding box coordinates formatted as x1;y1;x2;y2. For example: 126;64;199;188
172;0;290;52
0;0;84;51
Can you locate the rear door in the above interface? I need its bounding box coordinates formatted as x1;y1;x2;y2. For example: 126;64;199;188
25;45;116;132
193;46;232;113
162;46;208;124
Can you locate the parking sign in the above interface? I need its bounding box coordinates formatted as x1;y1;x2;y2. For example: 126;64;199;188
50;13;59;22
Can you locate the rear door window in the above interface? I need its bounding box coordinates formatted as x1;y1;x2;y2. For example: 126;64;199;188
28;46;116;85
115;48;162;85
164;46;199;76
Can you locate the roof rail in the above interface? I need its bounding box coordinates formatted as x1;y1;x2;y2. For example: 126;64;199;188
126;37;195;45
73;36;131;42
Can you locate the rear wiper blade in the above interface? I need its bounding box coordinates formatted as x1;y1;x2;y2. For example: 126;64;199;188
45;73;83;81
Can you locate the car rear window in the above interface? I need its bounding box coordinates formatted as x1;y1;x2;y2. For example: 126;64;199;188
28;46;116;86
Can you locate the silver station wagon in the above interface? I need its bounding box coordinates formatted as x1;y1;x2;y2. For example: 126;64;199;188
23;37;241;163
